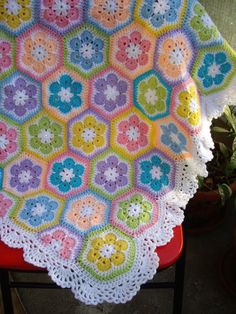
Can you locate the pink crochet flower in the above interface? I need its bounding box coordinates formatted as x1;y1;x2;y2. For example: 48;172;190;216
42;0;81;28
0;41;12;73
41;229;76;260
116;31;151;70
0;193;13;218
0;122;17;162
117;115;148;152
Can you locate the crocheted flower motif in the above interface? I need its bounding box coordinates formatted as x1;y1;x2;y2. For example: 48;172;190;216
90;151;133;199
40;228;82;260
160;123;187;153
111;189;159;236
9;158;42;193
189;3;219;44
0;192;14;218
134;71;171;120
110;22;155;79
0;36;14;79
65;27;108;78
19;195;59;227
195;52;233;94
46;153;89;198
78;227;135;279
97;156;127;193
49;74;82;114
63;191;110;233
117;114;148;151
28;116;63;155
88;0;134;33
40;0;83;33
17;26;62;81
117;193;152;228
69;111;109;159
0;0;34;34
111;110;153;160
155;31;193;84
91;69;131;118
176;84;201;127
140;156;170;191
116;31;151;71
135;150;175;196
87;232;128;271
0;121;19;164
111;110;152;159
139;0;182;28
0;73;41;123
49;157;85;194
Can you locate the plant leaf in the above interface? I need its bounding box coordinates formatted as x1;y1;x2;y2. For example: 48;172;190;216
212;126;229;133
232;137;236;152
219;142;229;159
230;151;236;163
218;183;232;206
224;105;236;133
197;176;205;189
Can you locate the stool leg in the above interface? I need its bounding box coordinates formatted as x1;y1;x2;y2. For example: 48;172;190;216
0;269;14;314
173;239;186;314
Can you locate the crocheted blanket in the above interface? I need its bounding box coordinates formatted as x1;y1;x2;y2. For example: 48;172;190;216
0;0;236;305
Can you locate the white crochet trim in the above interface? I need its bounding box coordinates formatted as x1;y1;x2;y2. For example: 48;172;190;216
1;77;235;304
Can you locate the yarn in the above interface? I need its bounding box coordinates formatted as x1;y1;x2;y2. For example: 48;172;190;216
0;0;236;305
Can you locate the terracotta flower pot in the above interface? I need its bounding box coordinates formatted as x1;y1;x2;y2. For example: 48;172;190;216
184;182;236;234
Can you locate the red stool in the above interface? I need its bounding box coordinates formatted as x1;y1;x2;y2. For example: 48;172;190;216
0;226;185;314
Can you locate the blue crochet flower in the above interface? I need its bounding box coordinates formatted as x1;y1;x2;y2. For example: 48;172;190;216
50;157;85;193
19;196;58;227
140;0;181;28
0;167;3;189
69;30;104;71
161;123;187;153
49;74;82;114
140;155;171;192
197;52;232;88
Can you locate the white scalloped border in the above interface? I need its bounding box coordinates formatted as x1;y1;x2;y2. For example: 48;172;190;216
1;12;236;305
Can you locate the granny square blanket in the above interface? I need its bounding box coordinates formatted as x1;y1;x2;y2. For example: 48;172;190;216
0;0;236;305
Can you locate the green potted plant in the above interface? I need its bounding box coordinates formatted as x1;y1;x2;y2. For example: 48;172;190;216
185;105;236;233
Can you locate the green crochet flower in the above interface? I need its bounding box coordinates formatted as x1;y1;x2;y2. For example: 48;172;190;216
190;3;218;42
117;193;152;229
29;117;63;154
138;75;167;116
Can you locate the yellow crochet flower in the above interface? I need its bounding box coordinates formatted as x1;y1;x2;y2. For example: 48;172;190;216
72;115;106;154
87;233;128;272
0;0;31;29
176;85;201;126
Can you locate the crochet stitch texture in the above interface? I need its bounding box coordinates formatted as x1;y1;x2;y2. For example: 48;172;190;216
0;0;236;305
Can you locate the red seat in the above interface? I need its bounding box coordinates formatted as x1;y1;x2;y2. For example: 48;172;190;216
0;226;183;271
156;225;183;269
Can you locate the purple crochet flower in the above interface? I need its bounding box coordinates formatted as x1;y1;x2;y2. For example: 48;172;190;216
95;155;128;193
9;158;42;193
3;77;38;117
94;73;128;112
